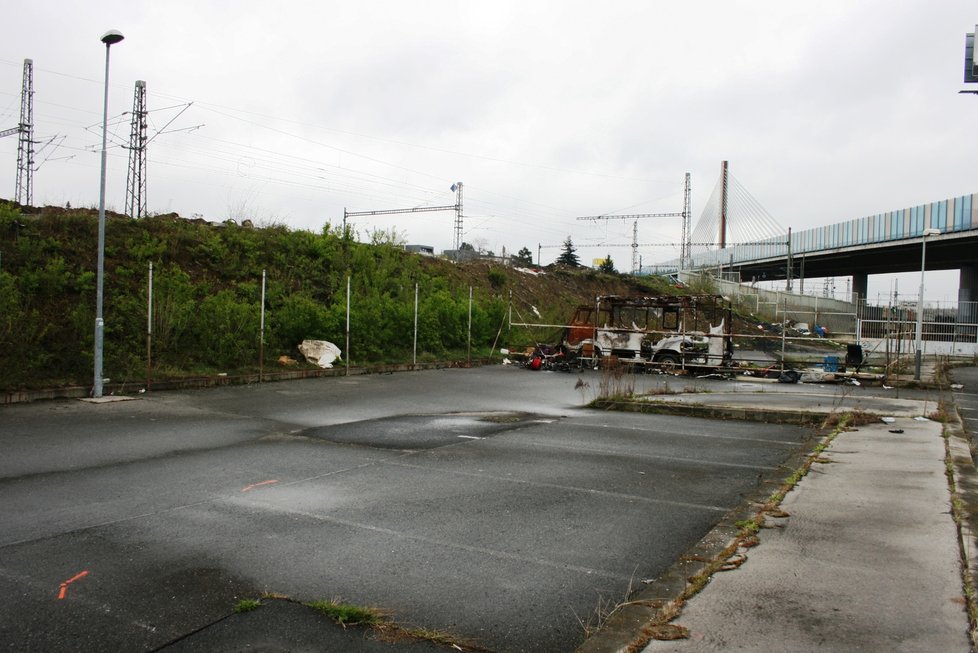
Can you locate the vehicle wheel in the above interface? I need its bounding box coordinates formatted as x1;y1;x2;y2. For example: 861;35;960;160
656;351;681;372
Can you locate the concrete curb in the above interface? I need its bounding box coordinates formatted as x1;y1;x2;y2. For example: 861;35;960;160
1;359;491;405
947;404;978;648
591;398;829;427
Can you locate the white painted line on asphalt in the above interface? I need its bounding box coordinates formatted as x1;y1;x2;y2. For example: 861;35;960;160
388;460;730;513
457;435;483;440
569;418;801;446
254;502;636;582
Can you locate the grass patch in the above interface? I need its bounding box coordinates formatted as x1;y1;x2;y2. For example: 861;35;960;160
392;626;489;651
929;399;955;424
734;519;760;536
301;598;486;651
233;598;262;613
307;599;384;627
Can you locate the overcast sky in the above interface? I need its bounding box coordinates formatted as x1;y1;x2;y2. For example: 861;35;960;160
1;1;975;301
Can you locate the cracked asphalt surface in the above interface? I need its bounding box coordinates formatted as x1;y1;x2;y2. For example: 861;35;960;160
0;367;817;651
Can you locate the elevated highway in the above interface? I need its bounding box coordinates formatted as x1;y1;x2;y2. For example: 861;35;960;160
684;191;978;306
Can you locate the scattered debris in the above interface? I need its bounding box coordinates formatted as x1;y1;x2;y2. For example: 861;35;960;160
951;384;964;390
646;623;690;641
777;370;801;384
881;417;897;424
889;429;905;434
298;340;341;369
800;370;834;383
277;355;298;366
914;416;931;422
513;267;545;276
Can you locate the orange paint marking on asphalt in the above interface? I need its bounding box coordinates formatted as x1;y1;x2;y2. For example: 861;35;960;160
241;479;279;493
57;570;89;600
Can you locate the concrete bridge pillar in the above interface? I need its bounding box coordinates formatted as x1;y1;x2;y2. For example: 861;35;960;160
851;272;868;306
959;265;977;339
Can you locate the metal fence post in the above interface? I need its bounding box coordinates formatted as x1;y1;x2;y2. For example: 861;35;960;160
259;269;266;383
146;262;153;391
413;282;419;367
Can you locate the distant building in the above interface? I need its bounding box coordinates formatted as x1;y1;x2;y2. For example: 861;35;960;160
442;248;477;262
405;244;435;256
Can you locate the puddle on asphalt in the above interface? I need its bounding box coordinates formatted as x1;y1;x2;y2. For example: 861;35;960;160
297;412;541;450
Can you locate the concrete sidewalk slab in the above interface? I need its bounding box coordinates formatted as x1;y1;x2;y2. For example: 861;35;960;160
640;391;932;420
643;418;969;652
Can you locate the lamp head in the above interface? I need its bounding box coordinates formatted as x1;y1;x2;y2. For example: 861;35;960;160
923;228;941;237
100;30;125;46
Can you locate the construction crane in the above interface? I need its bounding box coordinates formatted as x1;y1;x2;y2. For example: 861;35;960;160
575;174;692;274
343;182;464;252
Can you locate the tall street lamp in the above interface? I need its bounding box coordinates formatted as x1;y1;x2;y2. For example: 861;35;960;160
94;29;124;398
914;227;941;381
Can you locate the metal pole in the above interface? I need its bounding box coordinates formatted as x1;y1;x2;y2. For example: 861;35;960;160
914;236;927;380
413;282;418;367
146;262;153;391
259;269;266;383
785;228;792;292
467;286;473;363
346;275;351;377
780;296;787;371
93;41;114;398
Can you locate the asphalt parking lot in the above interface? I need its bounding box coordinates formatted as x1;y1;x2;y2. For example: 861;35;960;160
952;366;978;448
0;367;818;652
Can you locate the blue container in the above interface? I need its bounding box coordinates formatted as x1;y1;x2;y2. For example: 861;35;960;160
823;356;839;372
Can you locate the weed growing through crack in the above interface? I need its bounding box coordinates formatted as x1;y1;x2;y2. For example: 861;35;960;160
734;519;760;536
929;399;954;423
574;578;637;638
233;598;261;613
307;599;384;627
597;362;636;400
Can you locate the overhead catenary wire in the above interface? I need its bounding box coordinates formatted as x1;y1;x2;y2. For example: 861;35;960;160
0;56;680;253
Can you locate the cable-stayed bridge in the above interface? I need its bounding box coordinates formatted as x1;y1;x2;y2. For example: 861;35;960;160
664;162;978;310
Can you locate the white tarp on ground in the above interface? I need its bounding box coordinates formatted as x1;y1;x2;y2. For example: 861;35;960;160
298;340;342;368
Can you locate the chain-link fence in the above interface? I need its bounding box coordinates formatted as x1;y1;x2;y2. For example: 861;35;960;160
682;271;978;362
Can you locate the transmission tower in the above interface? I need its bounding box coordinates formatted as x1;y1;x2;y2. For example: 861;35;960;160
15;59;34;206
576;173;691;275
342;181;463;255
451;181;463;251
125;80;148;219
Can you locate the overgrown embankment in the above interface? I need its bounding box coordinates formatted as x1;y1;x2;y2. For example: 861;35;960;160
0;202;672;391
